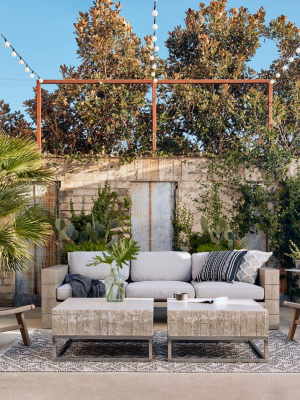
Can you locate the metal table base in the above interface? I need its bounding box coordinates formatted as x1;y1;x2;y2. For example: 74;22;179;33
168;335;268;363
53;335;153;362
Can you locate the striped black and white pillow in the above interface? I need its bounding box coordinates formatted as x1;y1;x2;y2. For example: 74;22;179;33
196;251;247;282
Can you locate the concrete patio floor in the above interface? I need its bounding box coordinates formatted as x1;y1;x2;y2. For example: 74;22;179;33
0;307;300;400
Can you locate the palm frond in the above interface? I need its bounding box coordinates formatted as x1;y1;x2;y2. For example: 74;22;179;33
14;205;53;246
0;133;53;185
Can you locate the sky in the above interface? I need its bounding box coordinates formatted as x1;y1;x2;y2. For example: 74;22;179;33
1;0;300;119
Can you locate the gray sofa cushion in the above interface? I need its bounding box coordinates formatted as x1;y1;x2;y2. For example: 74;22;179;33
57;282;127;300
130;251;191;282
126;281;195;300
192;252;209;280
57;283;73;300
192;281;264;300
68;251;129;280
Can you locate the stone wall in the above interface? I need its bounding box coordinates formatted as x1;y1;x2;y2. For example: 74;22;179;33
0;272;15;307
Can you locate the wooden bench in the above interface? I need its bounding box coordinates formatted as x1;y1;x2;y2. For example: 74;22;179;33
0;305;35;346
283;301;300;340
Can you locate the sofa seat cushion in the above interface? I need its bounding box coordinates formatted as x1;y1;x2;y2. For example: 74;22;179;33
57;283;72;301
57;281;127;300
192;281;264;300
130;251;191;282
126;281;195;300
68;252;129;280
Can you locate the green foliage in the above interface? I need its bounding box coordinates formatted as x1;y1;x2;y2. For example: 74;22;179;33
0;133;54;273
69;181;131;240
200;216;248;250
88;238;140;269
285;241;300;261
195;179;229;231
63;241;107;253
172;200;194;250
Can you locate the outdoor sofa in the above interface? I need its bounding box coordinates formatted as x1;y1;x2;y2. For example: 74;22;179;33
41;251;279;329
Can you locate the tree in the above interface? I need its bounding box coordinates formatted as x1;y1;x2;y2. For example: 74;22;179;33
0;100;34;140
0;133;53;273
20;0;300;160
25;0;154;155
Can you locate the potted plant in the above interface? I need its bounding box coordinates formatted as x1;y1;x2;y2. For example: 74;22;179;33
286;240;300;269
88;238;140;302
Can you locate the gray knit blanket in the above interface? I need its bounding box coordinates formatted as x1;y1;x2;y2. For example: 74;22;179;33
64;274;106;298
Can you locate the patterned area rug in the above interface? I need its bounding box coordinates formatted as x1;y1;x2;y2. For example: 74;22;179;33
0;330;300;373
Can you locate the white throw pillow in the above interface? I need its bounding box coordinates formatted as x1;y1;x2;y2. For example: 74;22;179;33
236;250;273;284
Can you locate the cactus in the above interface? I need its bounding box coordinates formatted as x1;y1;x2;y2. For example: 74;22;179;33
76;217;120;246
53;216;79;243
201;216;248;250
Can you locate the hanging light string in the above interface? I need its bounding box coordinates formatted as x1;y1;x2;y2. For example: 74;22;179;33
269;46;300;85
150;0;158;83
0;32;43;83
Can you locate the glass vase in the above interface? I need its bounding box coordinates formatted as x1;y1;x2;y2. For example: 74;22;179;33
105;267;125;302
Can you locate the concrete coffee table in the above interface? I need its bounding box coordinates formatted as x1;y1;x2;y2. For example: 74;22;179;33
52;298;153;361
167;298;269;363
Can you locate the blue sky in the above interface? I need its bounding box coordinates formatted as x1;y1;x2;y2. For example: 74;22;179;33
1;0;300;118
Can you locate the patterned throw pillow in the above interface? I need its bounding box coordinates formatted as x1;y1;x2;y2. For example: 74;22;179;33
197;251;247;282
236;250;273;284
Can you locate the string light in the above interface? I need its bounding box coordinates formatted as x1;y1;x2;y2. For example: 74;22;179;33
149;0;159;82
0;32;42;82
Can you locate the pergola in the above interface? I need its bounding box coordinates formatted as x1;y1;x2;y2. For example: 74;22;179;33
36;78;273;151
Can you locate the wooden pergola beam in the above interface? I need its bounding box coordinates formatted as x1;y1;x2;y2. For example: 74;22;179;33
36;79;273;151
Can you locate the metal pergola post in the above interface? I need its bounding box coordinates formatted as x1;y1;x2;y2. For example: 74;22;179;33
35;79;273;151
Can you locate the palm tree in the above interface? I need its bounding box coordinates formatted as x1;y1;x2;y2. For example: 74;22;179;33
0;133;54;273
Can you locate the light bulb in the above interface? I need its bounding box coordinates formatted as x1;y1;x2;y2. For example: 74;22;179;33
282;65;288;71
11;51;16;57
296;48;300;54
19;59;24;65
150;55;155;61
4;41;10;47
152;64;157;70
152;23;158;30
149;43;154;49
25;66;30;72
275;73;280;78
152;35;157;42
151;71;156;77
289;57;294;63
39;78;43;83
270;79;275;85
153;78;158;83
30;73;34;78
154;45;159;52
152;10;158;17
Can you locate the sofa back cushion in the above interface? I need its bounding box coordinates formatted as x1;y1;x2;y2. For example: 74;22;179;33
68;252;130;280
192;252;210;280
130;251;191;282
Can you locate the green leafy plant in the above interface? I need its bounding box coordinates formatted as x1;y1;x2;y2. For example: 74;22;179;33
285;241;300;260
88;238;140;270
0;134;54;273
69;181;131;240
63;241;108;253
88;238;140;300
200;216;248;250
172;200;195;250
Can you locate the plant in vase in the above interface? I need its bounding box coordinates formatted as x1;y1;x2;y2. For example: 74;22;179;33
88;238;140;302
285;240;300;269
